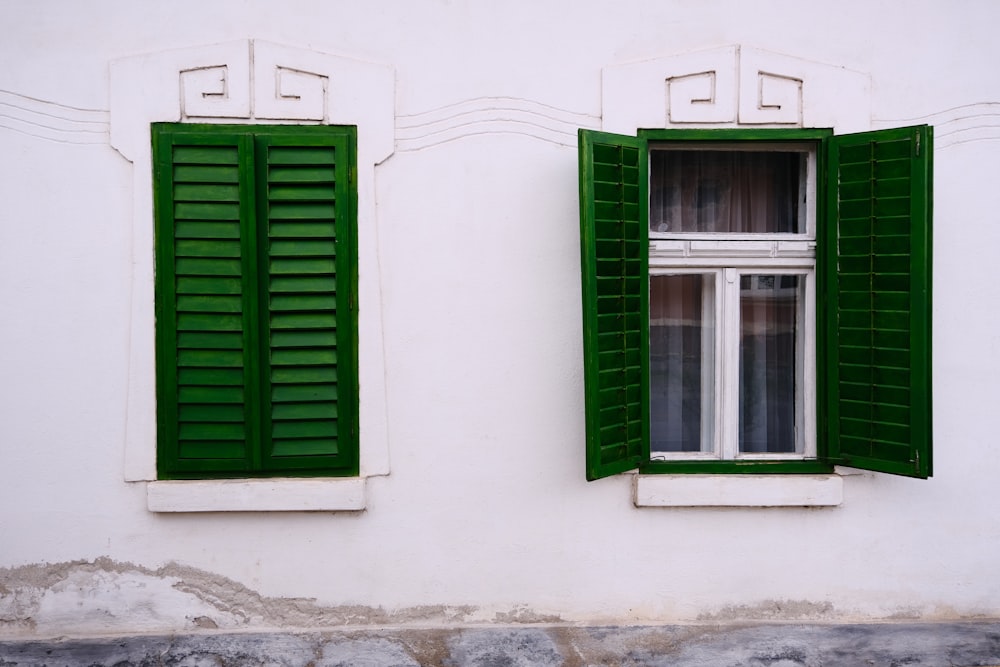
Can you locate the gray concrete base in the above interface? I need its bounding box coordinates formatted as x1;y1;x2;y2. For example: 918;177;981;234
1;622;999;666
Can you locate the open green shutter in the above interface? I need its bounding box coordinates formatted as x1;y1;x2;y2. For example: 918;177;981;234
154;130;258;476
579;129;648;480
825;125;932;478
256;132;358;474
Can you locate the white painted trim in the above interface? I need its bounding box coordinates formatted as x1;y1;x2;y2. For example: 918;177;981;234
602;45;871;134
646;140;817;461
147;478;366;513
634;474;842;507
109;40;395;486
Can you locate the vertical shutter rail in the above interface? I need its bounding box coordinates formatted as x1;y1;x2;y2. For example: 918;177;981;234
866;138;877;451
155;131;255;476
260;137;351;472
615;144;630;460
172;142;252;464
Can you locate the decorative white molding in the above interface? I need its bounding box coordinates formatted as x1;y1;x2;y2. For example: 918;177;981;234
111;39;394;162
604;46;739;132
0;90;108;144
274;67;326;118
180;65;248;119
253;42;331;121
174;45;336;123
603;45;871;134
395;96;599;151
668;71;725;124
737;49;807;125
110;40;395;487
749;71;803;125
876;102;1000;149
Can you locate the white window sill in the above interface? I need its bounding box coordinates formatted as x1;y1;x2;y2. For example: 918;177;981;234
146;477;366;513
633;473;842;507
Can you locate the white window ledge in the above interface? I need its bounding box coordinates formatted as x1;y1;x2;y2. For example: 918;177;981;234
634;474;842;507
147;477;366;513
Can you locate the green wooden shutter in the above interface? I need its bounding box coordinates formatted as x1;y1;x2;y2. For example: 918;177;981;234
579;129;648;480
824;125;932;478
154;130;258;476
155;124;358;478
256;132;358;474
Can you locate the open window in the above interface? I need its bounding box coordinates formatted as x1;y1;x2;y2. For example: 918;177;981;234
579;127;932;480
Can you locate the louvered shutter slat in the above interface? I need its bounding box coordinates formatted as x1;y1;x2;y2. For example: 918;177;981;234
156;135;255;474
258;138;354;471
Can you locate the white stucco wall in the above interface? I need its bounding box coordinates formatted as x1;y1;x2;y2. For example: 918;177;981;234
1;0;999;636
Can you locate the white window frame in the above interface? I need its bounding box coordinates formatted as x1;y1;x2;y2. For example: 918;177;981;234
647;141;818;463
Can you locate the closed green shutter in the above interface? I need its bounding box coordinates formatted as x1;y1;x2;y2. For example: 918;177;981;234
257;133;357;473
155;131;257;475
579;129;648;480
825;125;932;478
154;125;358;478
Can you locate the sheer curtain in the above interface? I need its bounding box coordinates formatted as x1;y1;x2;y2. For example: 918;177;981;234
649;151;801;234
649;274;713;453
739;275;800;454
649;273;801;455
648;149;805;455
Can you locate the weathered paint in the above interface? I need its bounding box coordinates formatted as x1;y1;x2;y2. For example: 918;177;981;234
0;559;994;638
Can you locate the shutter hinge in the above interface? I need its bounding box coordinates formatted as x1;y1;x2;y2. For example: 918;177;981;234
914;130;921;157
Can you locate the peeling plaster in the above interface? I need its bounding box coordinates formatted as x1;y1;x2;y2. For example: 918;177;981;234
0;558;560;638
697;599;836;622
1;559;995;643
493;605;564;624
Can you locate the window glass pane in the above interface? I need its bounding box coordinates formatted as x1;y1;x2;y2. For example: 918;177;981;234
650;274;715;453
739;274;802;454
650;150;804;234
